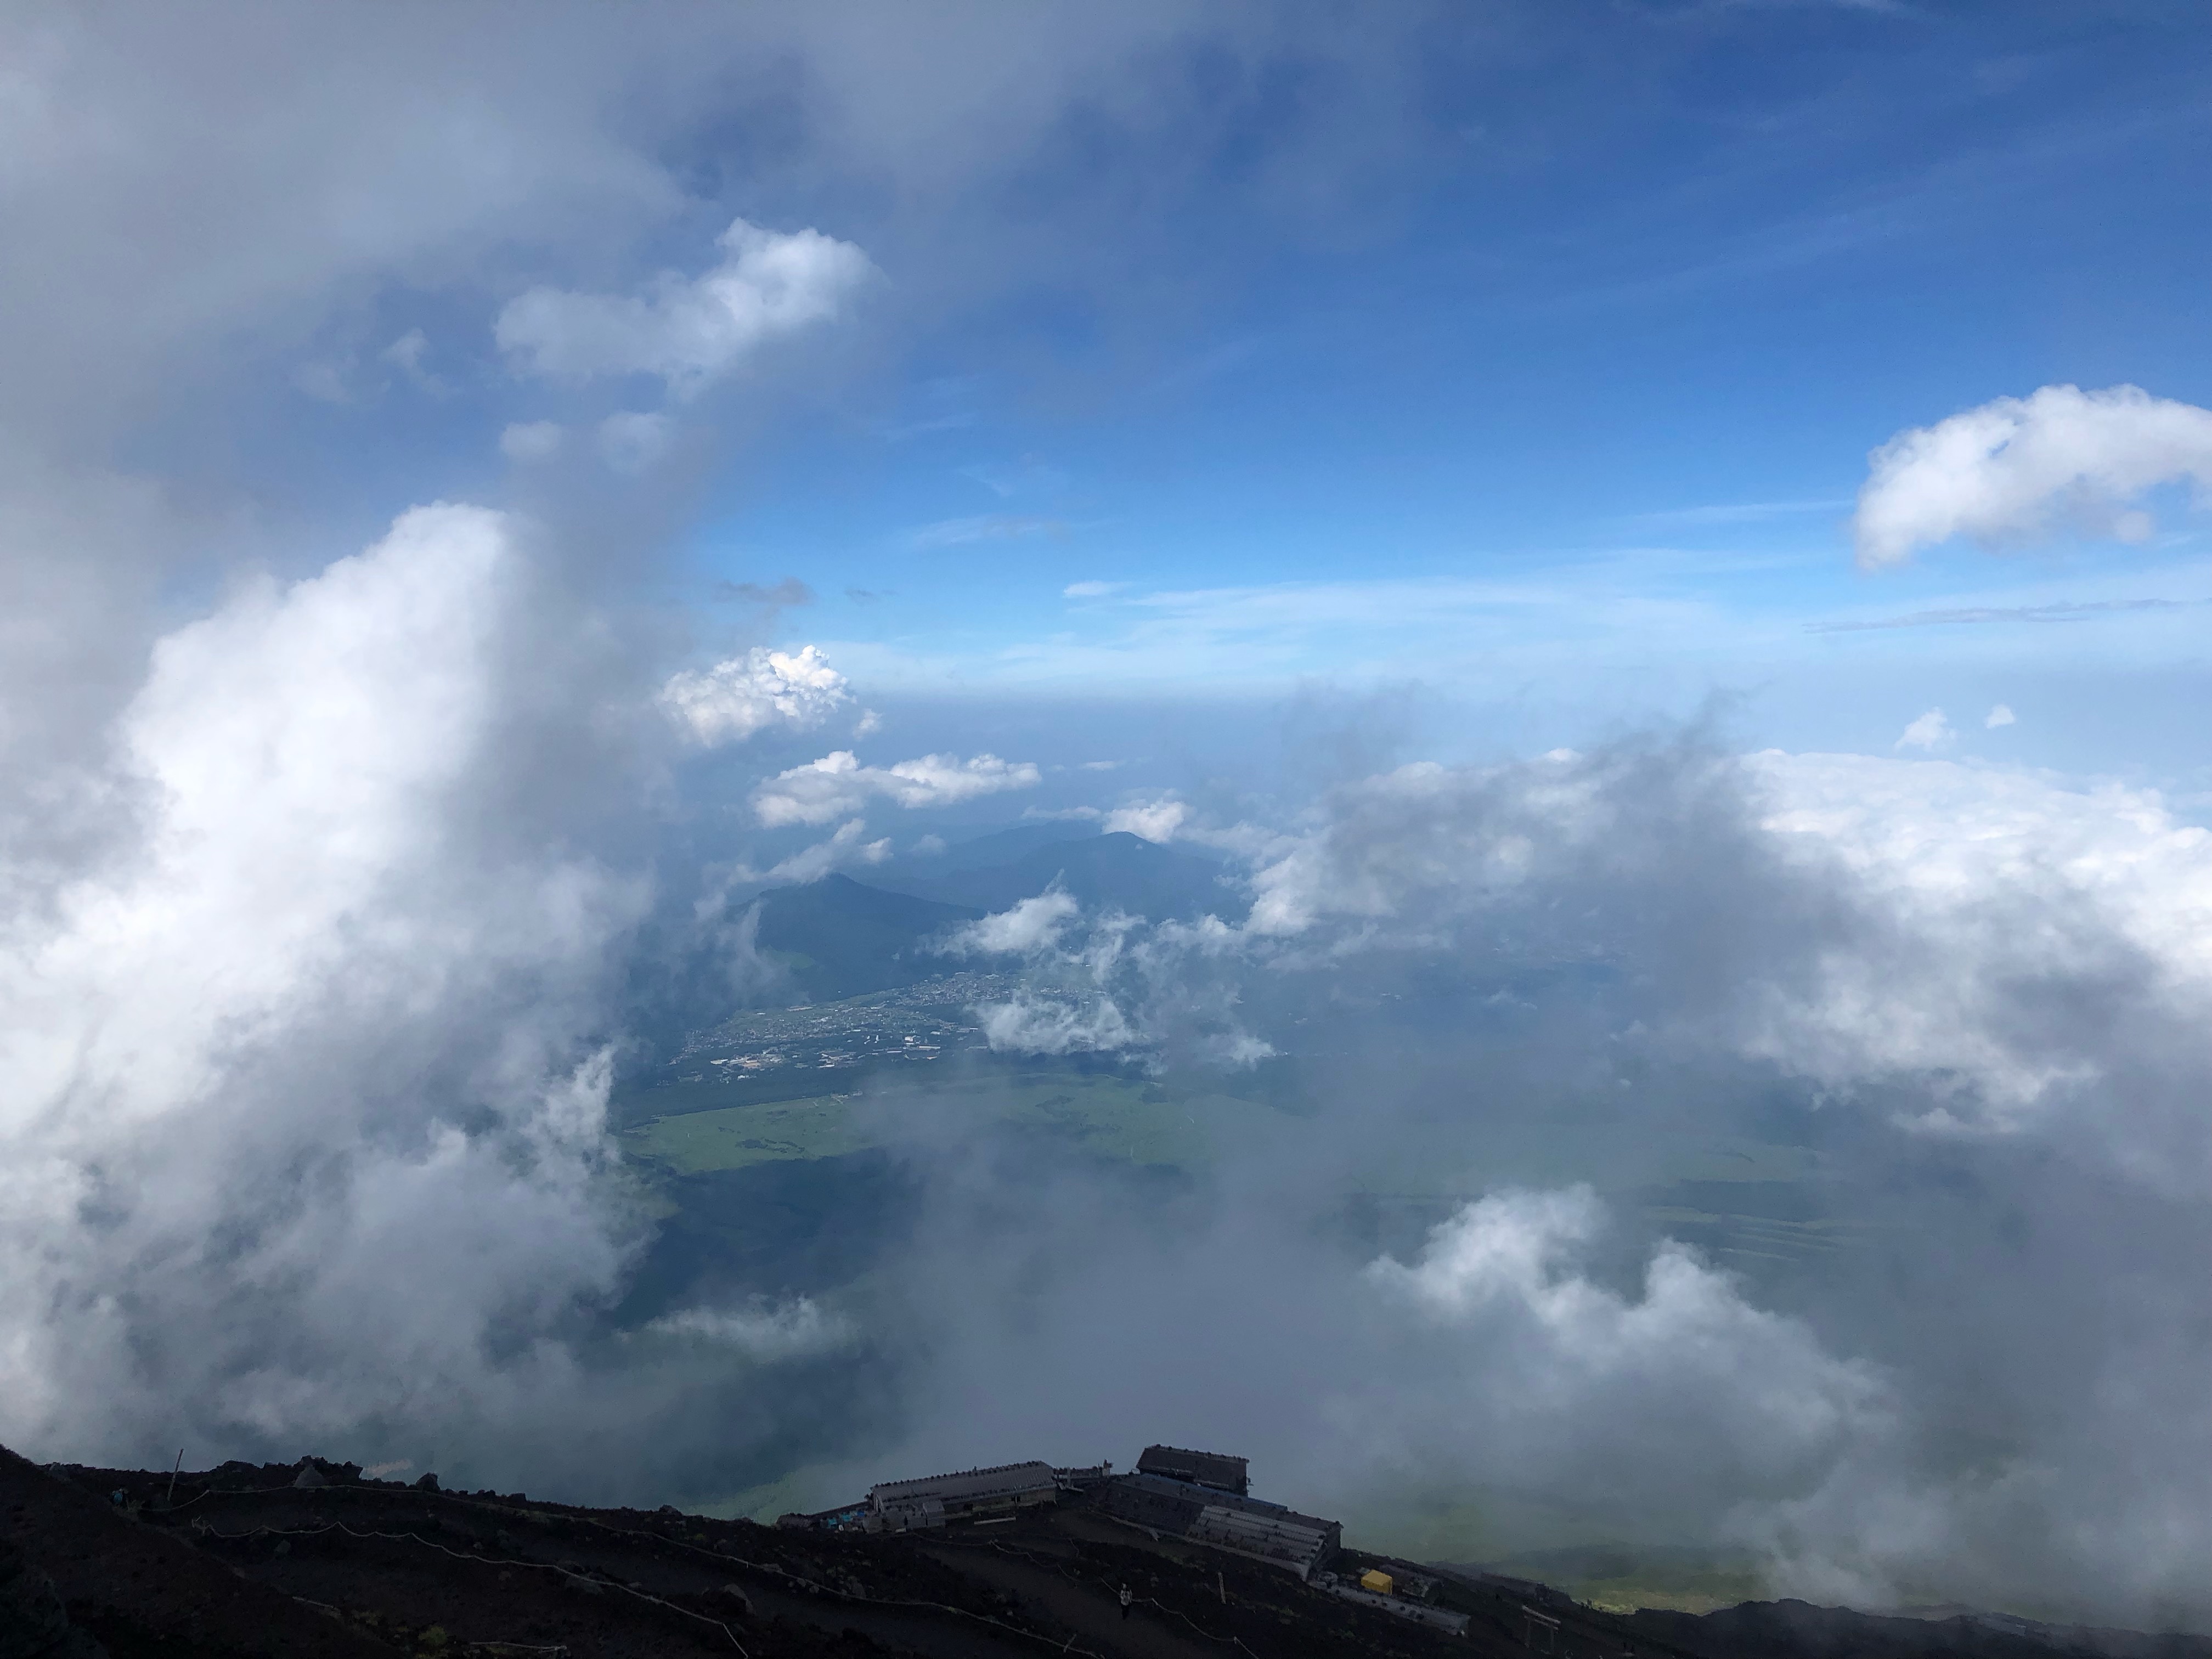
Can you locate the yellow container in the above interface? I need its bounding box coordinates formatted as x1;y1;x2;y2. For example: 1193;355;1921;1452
1359;1570;1394;1595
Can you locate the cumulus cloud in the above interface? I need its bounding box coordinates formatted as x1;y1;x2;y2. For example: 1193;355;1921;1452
1223;742;2212;1138
945;891;1256;1063
1894;708;1951;750
760;817;890;885
500;420;565;462
1853;384;2212;568
659;644;852;746
496;217;875;397
950;889;1082;955
974;994;1138;1056
1102;797;1187;842
380;327;444;394
596;410;673;473
0;504;652;1463
11;3;2212;1620
1354;1188;1893;1504
642;1297;854;1359
1742;749;2212;1135
872;738;2212;1625
751;749;1042;827
881;1166;1893;1588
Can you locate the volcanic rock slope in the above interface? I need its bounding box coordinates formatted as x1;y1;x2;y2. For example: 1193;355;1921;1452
7;1445;2206;1659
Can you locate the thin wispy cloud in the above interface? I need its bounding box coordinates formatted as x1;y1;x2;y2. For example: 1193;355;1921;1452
909;513;1072;551
1807;596;2200;633
1616;498;1850;528
960;457;1070;498
715;577;814;605
880;411;979;441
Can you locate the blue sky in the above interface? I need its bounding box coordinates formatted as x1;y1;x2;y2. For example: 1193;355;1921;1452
622;2;2206;777
104;1;2209;784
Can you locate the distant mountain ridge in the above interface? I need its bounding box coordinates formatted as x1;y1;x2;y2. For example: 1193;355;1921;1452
871;820;1099;881
866;830;1245;923
751;874;980;1003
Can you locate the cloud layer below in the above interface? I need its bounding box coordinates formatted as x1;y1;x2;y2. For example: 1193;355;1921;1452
899;738;2212;1626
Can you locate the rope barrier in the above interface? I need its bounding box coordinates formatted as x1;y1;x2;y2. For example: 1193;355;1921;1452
928;1531;1265;1659
190;1505;1110;1659
194;1519;747;1656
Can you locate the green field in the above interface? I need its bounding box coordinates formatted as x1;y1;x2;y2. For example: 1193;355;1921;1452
618;1064;1869;1285
619;1069;1296;1175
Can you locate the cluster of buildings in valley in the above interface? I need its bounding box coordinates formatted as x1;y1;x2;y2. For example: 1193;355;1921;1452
667;972;1040;1083
778;1442;1471;1637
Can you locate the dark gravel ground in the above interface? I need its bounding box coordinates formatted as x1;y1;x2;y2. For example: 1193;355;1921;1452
8;1444;2202;1659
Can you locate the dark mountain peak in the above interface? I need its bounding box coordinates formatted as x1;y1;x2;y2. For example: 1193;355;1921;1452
749;876;981;1002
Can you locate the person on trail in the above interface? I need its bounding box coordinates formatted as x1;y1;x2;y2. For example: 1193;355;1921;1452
1119;1585;1132;1620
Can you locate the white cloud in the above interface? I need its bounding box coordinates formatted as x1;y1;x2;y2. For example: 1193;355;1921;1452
752;749;1041;827
1985;703;2017;729
1745;751;2212;1118
0;503;648;1457
761;817;890;885
596;410;672;473
1362;1187;1892;1481
888;742;2212;1623
659;644;852;747
496;217;874;397
642;1297;854;1359
1103;797;1187;842
1063;580;1120;598
1233;746;2212;1139
500;420;565;462
380;327;444;393
1894;708;1951;750
292;357;354;404
911;514;1069;551
975;994;1138;1056
1853;384;2212;569
951;889;1081;955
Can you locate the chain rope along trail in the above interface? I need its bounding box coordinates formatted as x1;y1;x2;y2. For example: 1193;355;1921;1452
195;1519;751;1656
286;1593;570;1658
104;1471;1680;1659
933;1532;1266;1659
176;1482;1111;1659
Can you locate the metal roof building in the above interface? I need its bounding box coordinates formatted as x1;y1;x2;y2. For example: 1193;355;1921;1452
1094;1471;1341;1581
868;1460;1058;1530
1187;1503;1338;1581
1135;1444;1249;1496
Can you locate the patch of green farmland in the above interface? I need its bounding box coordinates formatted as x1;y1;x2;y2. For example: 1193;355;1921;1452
619;1070;1291;1175
623;1092;871;1172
